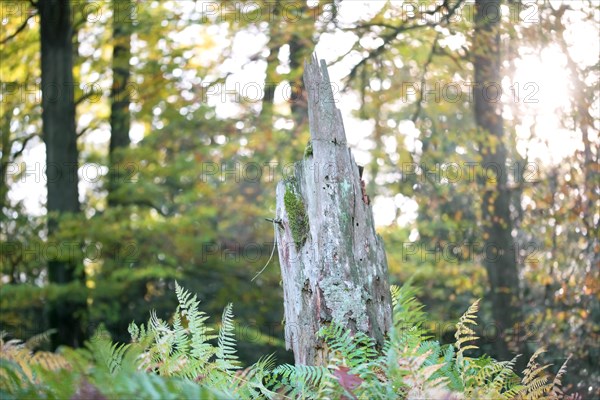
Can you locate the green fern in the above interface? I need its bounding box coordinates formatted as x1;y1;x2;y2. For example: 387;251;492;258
318;323;378;368
390;283;430;341
0;282;569;400
174;281;217;365
489;356;520;394
268;363;331;398
88;330;131;374
215;303;240;372
232;354;280;398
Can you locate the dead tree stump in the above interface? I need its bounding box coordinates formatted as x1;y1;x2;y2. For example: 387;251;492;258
275;55;393;366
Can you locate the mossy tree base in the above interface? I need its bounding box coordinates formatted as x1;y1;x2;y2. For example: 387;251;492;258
275;55;392;366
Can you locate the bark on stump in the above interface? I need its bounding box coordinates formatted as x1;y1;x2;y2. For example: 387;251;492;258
275;55;392;366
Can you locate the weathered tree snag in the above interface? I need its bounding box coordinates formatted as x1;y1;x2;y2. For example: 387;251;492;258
275;55;392;366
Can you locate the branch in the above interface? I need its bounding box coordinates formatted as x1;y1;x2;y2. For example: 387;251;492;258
341;0;467;91
352;21;406;31
0;13;35;45
76;125;95;138
438;44;466;70
11;133;38;160
349;0;463;34
75;89;102;106
412;33;441;123
423;0;450;16
76;118;105;138
342;23;427;91
326;42;361;68
126;198;168;216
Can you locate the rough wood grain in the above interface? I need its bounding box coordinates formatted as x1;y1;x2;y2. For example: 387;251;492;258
275;55;392;366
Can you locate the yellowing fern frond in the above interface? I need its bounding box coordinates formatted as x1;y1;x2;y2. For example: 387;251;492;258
0;333;69;390
550;356;570;399
517;347;554;399
30;351;70;372
455;299;480;356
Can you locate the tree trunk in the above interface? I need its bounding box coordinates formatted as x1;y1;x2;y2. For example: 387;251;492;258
257;2;281;148
0;106;13;221
39;0;84;347
275;55;392;366
287;20;311;132
473;0;522;361
109;0;132;206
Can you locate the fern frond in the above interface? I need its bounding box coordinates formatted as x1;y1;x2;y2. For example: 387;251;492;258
0;358;32;394
318;323;377;368
272;363;327;386
418;340;442;360
502;383;525;399
24;329;56;350
522;347;546;385
390;285;401;307
268;363;330;398
550;356;570;399
172;311;190;355
215;303;240;372
420;363;446;382
517;348;554;399
489;355;519;393
174;282;216;364
88;330;130;374
128;322;145;343
390;283;428;334
30;351;70;372
455;299;480;356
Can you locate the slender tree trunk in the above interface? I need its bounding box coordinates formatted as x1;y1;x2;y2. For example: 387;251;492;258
257;2;281;145
0;107;13;221
275;56;392;366
288;28;310;131
109;0;132;206
1;107;14;282
260;2;314;149
39;0;84;347
473;0;523;361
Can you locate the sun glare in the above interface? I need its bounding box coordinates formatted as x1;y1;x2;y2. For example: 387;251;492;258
511;46;580;164
512;46;571;113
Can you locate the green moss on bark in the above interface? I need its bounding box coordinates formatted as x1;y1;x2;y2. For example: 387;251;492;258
284;181;309;249
304;140;313;158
